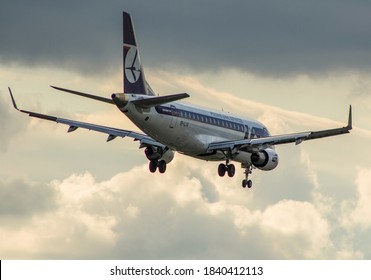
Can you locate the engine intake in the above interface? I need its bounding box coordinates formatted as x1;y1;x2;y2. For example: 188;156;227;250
251;148;279;171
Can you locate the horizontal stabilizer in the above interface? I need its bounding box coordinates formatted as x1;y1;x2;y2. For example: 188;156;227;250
132;93;190;108
51;86;114;104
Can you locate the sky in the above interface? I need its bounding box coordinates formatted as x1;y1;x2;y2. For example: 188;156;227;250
1;0;371;259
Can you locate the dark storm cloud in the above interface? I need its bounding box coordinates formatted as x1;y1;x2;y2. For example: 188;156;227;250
0;0;122;75
1;0;371;76
0;179;56;217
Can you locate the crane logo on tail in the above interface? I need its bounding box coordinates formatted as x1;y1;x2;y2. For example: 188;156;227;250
124;46;141;83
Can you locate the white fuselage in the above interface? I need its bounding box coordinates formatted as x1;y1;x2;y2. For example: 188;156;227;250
119;94;271;165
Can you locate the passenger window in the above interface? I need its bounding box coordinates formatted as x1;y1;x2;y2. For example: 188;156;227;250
244;125;249;139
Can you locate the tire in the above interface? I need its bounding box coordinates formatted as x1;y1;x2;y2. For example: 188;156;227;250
247;180;253;188
218;163;226;177
227;164;235;177
149;160;157;173
158;160;167;174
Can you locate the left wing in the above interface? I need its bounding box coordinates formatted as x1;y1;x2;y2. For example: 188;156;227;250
8;88;165;149
208;106;352;152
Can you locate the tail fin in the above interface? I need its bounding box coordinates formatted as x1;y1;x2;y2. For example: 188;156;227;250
123;12;154;95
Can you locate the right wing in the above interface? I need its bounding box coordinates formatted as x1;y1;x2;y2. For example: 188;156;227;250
8;88;165;149
208;105;352;153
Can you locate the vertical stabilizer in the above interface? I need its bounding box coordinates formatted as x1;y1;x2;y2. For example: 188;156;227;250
123;12;153;95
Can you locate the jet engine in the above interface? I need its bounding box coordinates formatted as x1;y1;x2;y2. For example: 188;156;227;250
251;148;279;171
145;147;174;163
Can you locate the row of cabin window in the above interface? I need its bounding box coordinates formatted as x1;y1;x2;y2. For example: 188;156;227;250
178;109;244;132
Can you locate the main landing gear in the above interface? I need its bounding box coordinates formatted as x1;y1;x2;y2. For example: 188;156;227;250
218;160;236;177
217;161;254;189
149;160;167;174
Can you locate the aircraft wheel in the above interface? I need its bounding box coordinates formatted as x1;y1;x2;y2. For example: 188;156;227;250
227;164;235;177
158;160;167;174
242;179;253;188
218;163;226;177
247;180;253;188
149;160;157;173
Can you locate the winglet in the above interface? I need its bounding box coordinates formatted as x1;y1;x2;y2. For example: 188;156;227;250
347;105;352;130
8;87;20;111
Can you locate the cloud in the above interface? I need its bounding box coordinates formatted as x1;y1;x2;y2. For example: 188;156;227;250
1;0;371;76
0;92;26;152
0;156;353;259
0;81;367;259
2;42;371;260
259;200;330;259
0;179;56;217
166;71;352;134
343;167;371;229
0;0;121;76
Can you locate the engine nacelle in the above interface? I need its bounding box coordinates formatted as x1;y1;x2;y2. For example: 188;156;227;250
145;147;174;163
160;149;175;163
251;148;279;171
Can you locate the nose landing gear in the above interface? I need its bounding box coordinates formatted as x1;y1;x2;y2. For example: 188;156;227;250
242;164;253;188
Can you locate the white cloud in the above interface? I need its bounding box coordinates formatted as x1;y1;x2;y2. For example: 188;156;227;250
0;156;344;259
0;92;26;152
2;64;371;260
343;167;371;229
260;200;330;258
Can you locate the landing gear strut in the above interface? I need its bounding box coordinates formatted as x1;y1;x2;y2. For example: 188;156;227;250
242;164;253;188
218;160;236;177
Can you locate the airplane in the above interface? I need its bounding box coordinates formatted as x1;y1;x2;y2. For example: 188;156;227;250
8;11;352;189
